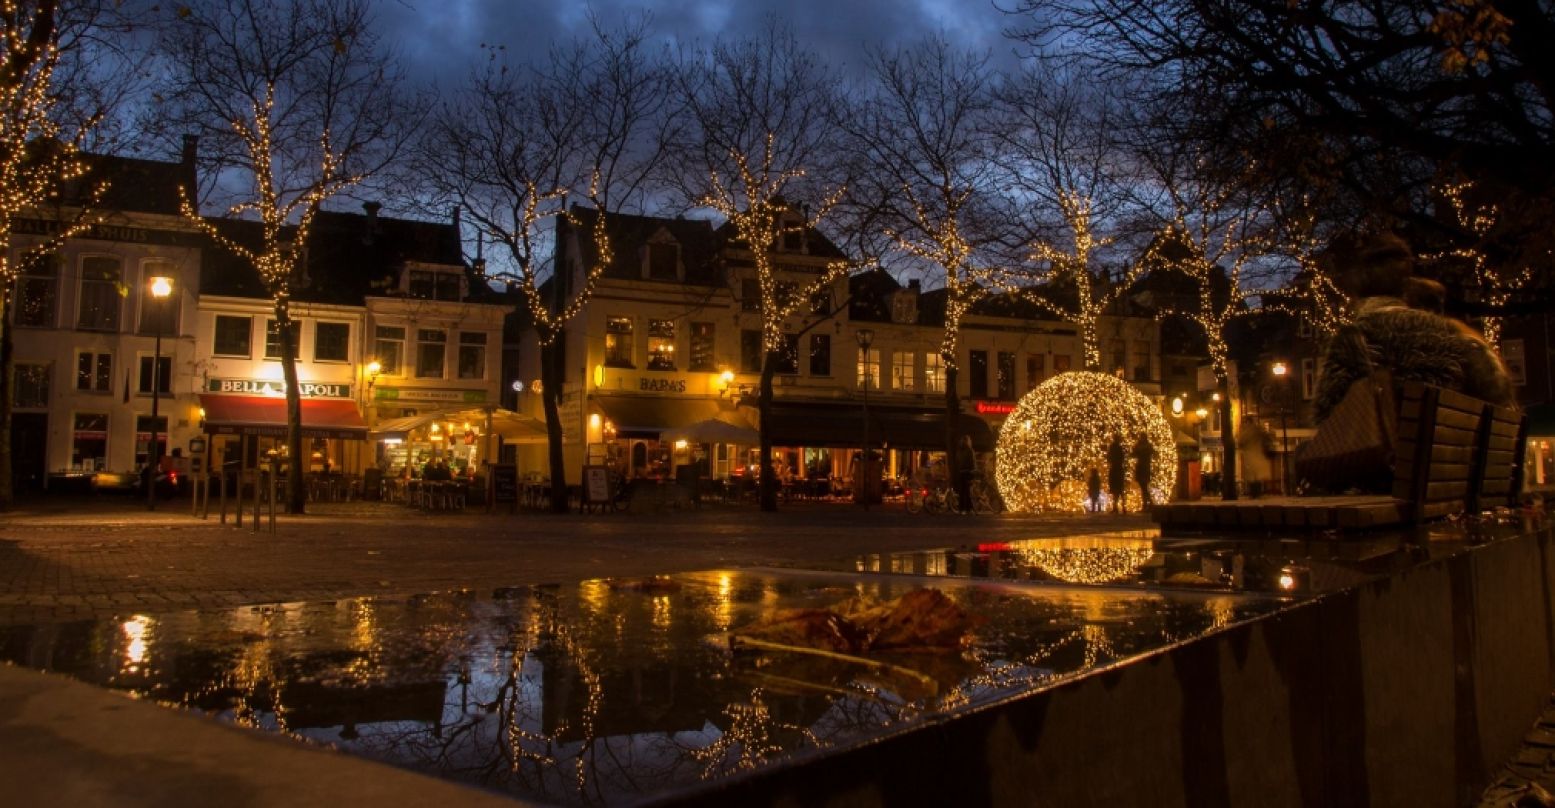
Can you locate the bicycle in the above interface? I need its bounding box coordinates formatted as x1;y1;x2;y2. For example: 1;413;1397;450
906;483;959;514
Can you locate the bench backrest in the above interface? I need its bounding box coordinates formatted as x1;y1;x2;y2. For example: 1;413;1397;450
1391;382;1528;522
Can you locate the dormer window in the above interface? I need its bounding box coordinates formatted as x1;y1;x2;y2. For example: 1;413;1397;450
644;232;681;281
407;265;463;301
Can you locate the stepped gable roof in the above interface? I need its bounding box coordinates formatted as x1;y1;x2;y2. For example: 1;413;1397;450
201;208;481;306
567;206;723;285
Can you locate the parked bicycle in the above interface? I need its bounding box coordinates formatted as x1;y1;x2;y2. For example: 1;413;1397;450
905;476;998;515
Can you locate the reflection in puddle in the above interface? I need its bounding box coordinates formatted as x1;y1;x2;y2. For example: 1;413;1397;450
0;571;1281;806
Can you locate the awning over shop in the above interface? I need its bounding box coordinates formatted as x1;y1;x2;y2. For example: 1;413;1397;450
592;395;745;439
369;407;548;443
747;402;995;453
199;394;368;440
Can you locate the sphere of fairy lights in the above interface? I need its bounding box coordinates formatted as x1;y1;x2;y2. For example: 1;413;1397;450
1016;536;1156;584
995;371;1177;513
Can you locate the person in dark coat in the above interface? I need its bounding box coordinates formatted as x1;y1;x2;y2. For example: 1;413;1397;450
1087;467;1103;514
1106;435;1127;514
1133;434;1155;509
955;435;976;513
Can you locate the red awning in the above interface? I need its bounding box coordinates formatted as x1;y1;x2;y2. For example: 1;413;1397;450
199;394;368;440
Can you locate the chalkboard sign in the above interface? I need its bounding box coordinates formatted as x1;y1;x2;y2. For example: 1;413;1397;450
490;464;518;504
583;465;611;505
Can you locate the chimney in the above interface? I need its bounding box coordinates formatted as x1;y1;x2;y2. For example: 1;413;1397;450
181;134;198;167
362;201;381;245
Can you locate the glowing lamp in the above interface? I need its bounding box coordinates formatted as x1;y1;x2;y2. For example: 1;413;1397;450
1271;361;1288;377
150;276;173;298
511;380;524;393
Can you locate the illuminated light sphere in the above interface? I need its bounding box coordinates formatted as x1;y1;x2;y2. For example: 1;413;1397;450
1017;537;1156;584
995;371;1177;513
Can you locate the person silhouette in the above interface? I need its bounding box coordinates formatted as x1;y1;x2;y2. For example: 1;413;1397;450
1106;435;1127;514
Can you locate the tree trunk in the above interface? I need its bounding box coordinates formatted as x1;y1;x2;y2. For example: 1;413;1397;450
1219;374;1238;501
540;338;569;513
0;287;13;510
276;301;306;514
758;351;778;512
943;365;961;474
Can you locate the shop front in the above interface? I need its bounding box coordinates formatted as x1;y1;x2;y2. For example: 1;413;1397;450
370;407;547;479
589;394;753;482
197;393;369;496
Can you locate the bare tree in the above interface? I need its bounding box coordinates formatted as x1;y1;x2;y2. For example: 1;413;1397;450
835;35;1009;477
0;0;133;509
669;21;857;512
153;0;420;513
418;16;671;513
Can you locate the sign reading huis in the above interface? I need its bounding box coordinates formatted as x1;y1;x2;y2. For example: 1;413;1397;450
208;378;352;398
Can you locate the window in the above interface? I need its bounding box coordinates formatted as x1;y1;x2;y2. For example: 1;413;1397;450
72;413;108;471
604;317;634;368
997;351;1016;400
1109;339;1126;374
1300;358;1317;400
1054;354;1072;372
409;269;461;300
76;352;112;393
13;252;57;327
213;315;252;357
925;353;945;393
138;263;180;335
741;279;761;311
647;319;676;370
776;333;799;375
809;334;831;376
647;242;678;280
77;256;122;331
809;290;831;315
458;332;487;379
265;319;299;360
137;355;172;394
1132;340;1151;381
416;329;446;378
690;322;716;372
314;322;350;362
13;362;49;408
969;350;989;398
1027;354;1045;391
857;347;881;390
374;326;405;374
892;351;914;391
740;329;762;373
134;415;169;469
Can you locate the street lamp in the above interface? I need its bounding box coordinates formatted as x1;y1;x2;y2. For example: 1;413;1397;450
1271;360;1290;494
147;276;173;510
856;328;874;510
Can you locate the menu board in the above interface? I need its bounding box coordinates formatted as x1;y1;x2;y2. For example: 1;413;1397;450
490;464;518;504
583;465;611;505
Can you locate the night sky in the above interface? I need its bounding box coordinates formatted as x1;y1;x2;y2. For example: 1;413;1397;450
374;0;1021;82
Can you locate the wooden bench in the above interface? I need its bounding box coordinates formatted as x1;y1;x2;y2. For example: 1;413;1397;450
1156;381;1528;536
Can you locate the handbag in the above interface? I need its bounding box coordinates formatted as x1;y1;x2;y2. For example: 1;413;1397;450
1295;356;1397;493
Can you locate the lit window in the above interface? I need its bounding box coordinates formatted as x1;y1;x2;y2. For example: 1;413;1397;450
605;317;634;368
892;351;914;391
690;322;716;372
72;413;108;471
416;329;446;378
925;353;945;393
77;256;122;332
374;326;405;375
647;319;676;370
857;347;881;390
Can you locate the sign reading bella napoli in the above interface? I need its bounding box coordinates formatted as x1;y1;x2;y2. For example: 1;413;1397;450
208;378;352;398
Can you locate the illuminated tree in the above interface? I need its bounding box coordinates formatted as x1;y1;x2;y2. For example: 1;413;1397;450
1423;180;1532;349
419;16;670;512
1268;197;1351;340
995;63;1145;372
154;0;419;513
0;0;127;509
671;22;856;512
836;35;1010;481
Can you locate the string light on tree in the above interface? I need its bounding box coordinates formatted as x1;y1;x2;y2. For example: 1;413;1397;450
1028;190;1142;370
1423;180;1532;349
995;371;1176;513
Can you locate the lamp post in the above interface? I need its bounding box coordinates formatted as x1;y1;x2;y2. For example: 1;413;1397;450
856;329;873;510
1271;361;1290;495
147;276;173;510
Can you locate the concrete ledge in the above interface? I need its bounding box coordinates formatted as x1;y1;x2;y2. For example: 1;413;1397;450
0;662;527;808
664;525;1555;807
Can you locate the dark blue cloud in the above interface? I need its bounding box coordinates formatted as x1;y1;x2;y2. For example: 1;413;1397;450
375;0;1022;86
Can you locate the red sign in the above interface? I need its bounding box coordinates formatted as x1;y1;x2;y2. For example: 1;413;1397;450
974;401;1016;415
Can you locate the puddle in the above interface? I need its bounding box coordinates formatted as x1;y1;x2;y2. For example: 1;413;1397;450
0;568;1283;806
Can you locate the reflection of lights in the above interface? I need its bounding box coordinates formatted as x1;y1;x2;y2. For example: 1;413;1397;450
1016;537;1155;584
674;439;688;450
995;372;1177;513
1278;573;1295;590
121;615;152;670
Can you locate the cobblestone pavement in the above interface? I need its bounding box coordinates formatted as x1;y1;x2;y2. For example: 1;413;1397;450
0;495;1152;626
